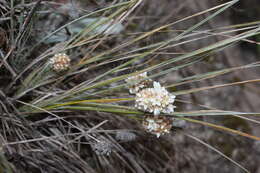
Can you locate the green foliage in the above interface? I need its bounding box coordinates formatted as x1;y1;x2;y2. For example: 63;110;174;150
1;0;260;172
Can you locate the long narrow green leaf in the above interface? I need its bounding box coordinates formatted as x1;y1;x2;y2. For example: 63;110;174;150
183;117;260;141
173;79;260;95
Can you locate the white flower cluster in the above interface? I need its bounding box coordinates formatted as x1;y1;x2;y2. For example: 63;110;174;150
49;53;71;72
135;81;176;115
142;116;173;138
125;72;151;94
126;72;176;137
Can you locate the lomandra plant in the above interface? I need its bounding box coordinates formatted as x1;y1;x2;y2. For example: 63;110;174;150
1;0;260;172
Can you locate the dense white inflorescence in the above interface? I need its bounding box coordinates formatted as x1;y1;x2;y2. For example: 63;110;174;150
135;81;176;115
49;53;71;72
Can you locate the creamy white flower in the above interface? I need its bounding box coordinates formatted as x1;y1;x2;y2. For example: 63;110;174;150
49;53;71;72
125;72;151;94
142;116;173;137
135;81;176;115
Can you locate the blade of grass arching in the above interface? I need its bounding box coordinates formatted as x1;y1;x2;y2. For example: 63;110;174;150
39;102;260;117
89;58;205;97
163;25;260;51
81;0;239;69
69;31;205;76
138;27;259;73
168;0;239;43
74;49;142;90
116;32;207;58
184;133;250;173
83;0;246;86
152;0;240;52
87;83;127;97
172;110;260;117
124;2;242;54
167;62;260;88
182;117;260;141
101;33;210;70
122;28;223;56
55;106;143;116
231;114;260;125
175;98;260;125
33;71;139;108
43;97;134;110
197;25;260;47
145;27;260;75
75;37;212;95
54;0;242;92
173;79;260;96
66;102;136;111
49;101;260;118
83;55;202;95
216;20;260;31
92;24;259;74
42;103;142;116
79;0;238;66
112;23;259;60
91;57;260;98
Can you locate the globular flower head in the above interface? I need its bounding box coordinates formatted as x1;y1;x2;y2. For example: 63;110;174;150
125;72;152;94
135;81;176;115
142;115;173;138
49;53;71;72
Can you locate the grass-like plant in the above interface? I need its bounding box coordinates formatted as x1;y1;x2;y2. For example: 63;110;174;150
0;0;260;172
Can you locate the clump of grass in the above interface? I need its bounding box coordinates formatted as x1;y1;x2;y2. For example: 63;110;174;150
1;0;260;172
